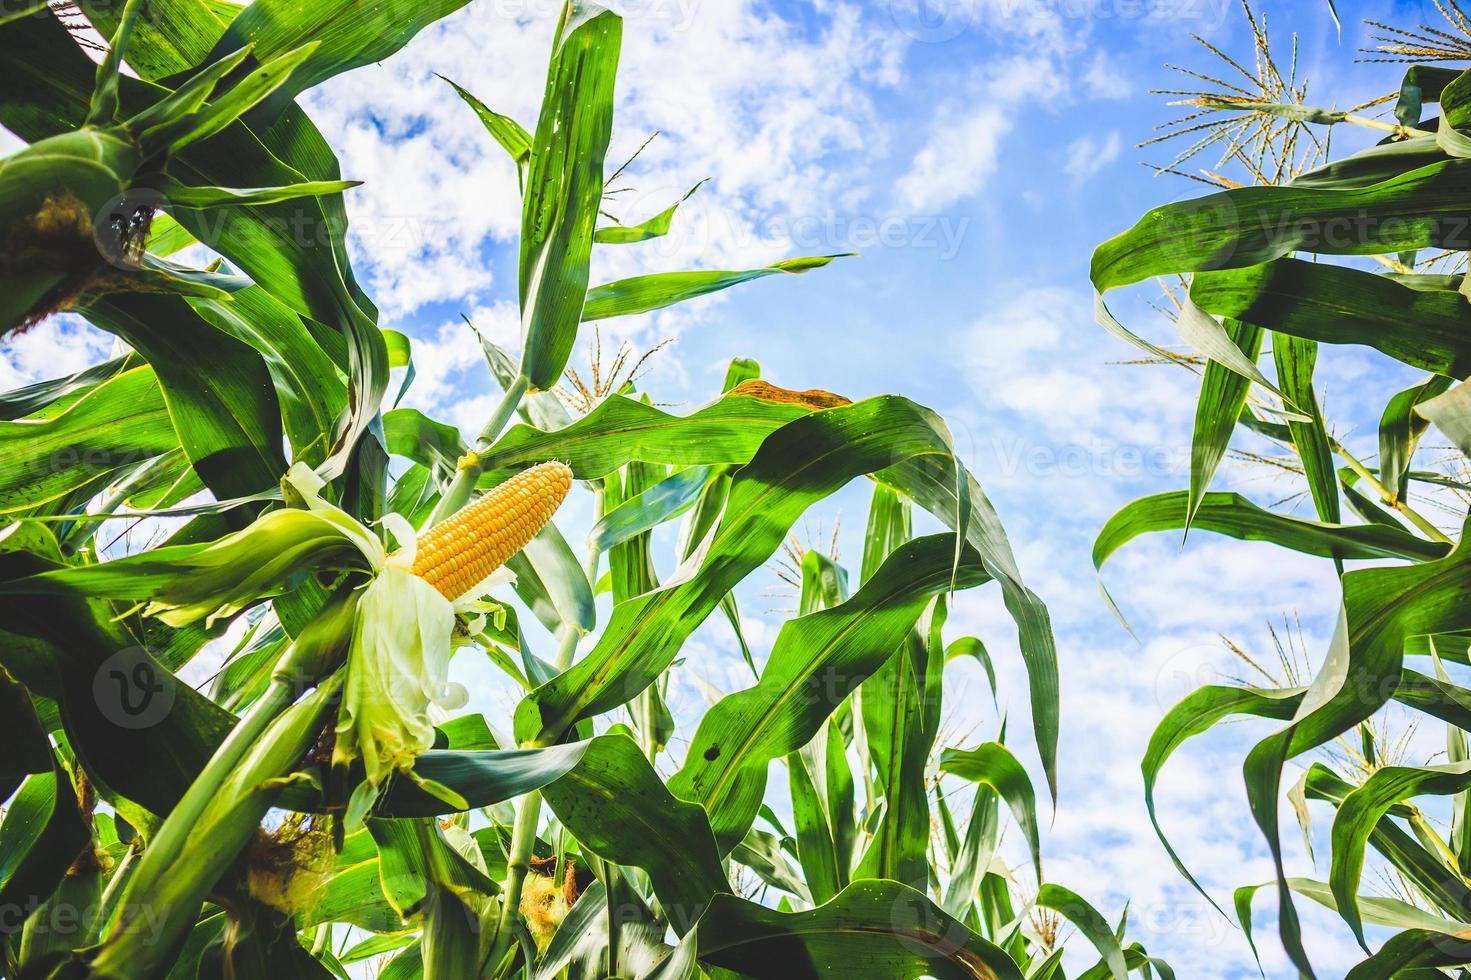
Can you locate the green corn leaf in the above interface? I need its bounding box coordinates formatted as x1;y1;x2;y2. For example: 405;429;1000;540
669;534;989;852
80;0;246;79
83;293;289;510
18;823;108;964
1416;379;1471;457
473;329;573;433
820;716;856;891
148;175;363;208
0;760;89;940
1295;136;1448;189
823;709;859;876
1339;467;1405;529
1329;761;1471;947
582;254;852;321
0;507;372;628
664;880;1024;980
1191;260;1471;377
1092;159;1471;292
1095;491;1449;576
1393;66;1463;126
0;666;50;801
1273;334;1340;533
384;408;468;478
1395;668;1471;730
518;2;622;391
382;328;415;408
0;13;388;487
86;0;144;127
442;76;532;184
1242;521;1471;975
678;466;755;674
874;457;1059;804
540;734;728;934
0;2;47;28
1142;685;1304;912
193;288;346;468
1034;884;1128;980
1094;293;1193;366
480;380;817;481
367;818;496;921
1340;928;1471;978
800;548;849;614
945;637;998;700
530;878;665;980
858;595;946;887
276;743;593;817
1382;375;1455;500
138;42;323;155
730;829;811;902
1176;301;1286;402
340;933;416;965
1303;762;1471;917
788;741;841;905
90;678;339;977
513;397;983;744
505;518;597;635
0;366;178;515
0;354;136;422
306;852;408;934
1188;318;1262;531
193;896;337;978
588;465;715;552
121;45;255;131
594;179;707;244
379;940;426;980
939;742;1042;884
604;458;664;605
1245;863;1471;977
201;0;479;124
941;775;1000;918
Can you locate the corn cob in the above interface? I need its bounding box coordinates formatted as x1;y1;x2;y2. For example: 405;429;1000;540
406;461;573;601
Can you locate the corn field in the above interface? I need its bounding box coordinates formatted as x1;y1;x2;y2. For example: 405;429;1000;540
11;0;1471;976
1092;1;1471;976
0;1;1166;978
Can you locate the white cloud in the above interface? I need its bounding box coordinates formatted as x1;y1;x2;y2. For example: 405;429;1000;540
974;0;1069;53
0;315;119;391
396;301;520;431
1082;51;1132;100
958;285;1195;451
306;2;907;322
893;103;1009;211
1062;131;1123;181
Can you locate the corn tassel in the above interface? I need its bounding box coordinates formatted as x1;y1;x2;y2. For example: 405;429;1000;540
405;461;573;601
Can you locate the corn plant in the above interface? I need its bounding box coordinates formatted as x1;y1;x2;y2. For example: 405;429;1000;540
1092;2;1471;975
0;1;1167;978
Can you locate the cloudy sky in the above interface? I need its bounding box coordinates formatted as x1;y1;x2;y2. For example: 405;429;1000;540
0;0;1453;974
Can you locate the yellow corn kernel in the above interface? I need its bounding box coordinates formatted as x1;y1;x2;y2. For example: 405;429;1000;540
407;461;573;601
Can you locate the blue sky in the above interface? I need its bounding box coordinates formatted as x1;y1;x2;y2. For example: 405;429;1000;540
0;0;1453;974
